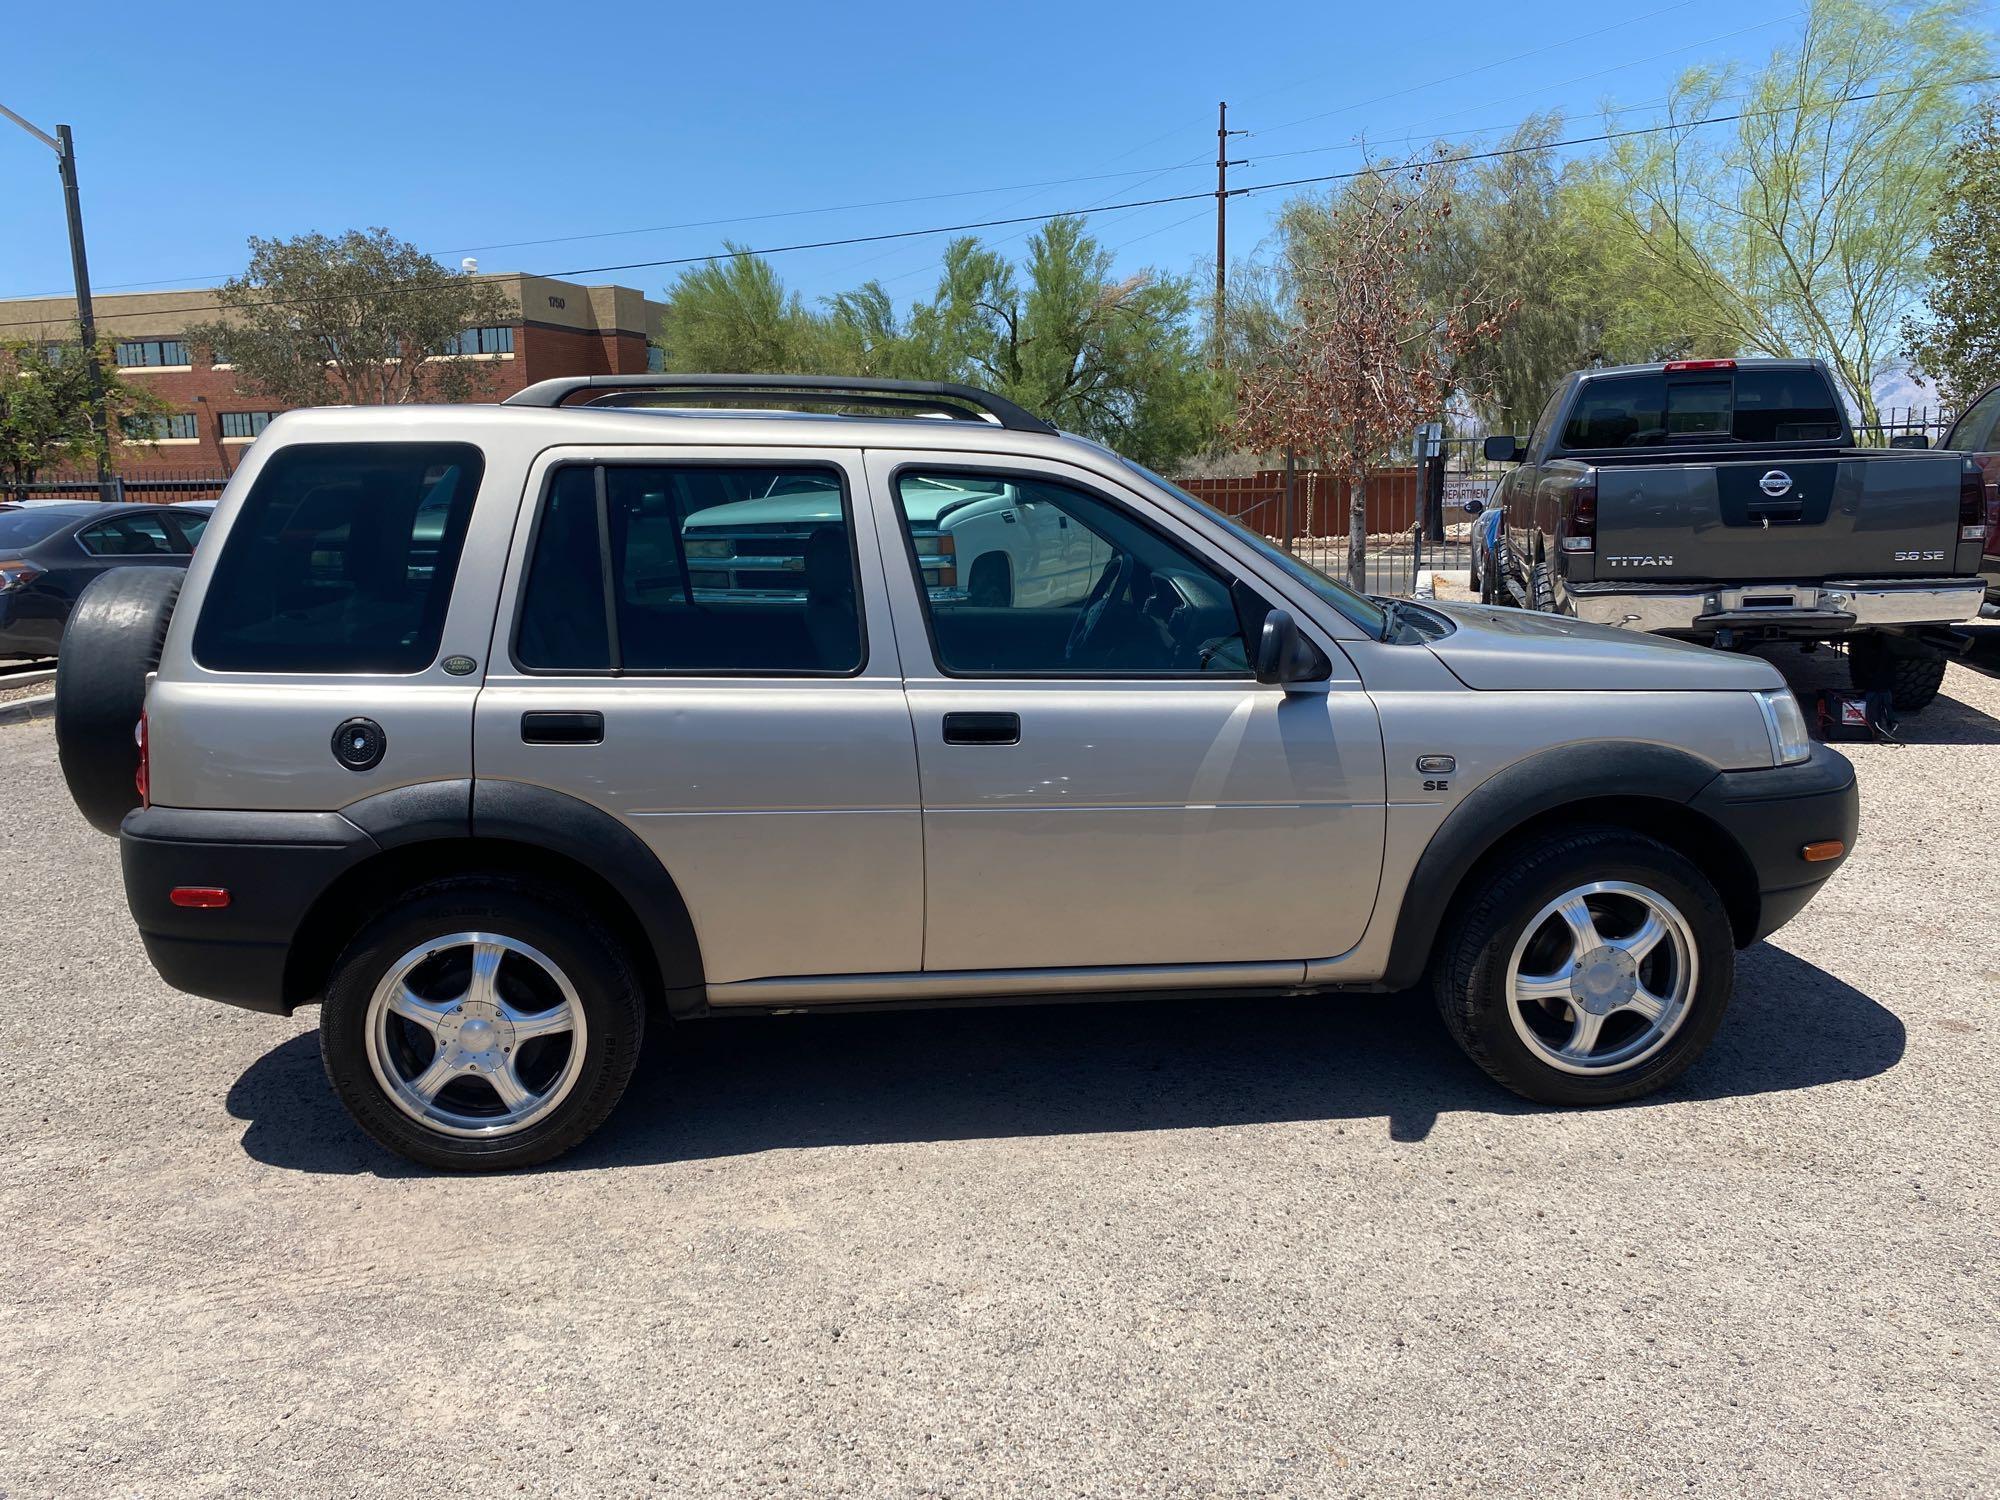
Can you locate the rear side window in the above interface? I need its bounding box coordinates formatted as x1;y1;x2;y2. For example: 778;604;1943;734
515;463;862;675
192;442;482;673
1562;369;1846;449
78;513;176;556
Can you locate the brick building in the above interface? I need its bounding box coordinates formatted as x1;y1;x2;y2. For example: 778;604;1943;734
1;274;667;479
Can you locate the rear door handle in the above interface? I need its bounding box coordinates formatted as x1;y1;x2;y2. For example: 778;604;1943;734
521;710;604;745
942;711;1020;746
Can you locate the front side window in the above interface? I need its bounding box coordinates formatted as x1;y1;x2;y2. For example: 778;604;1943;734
192;442;482;673
516;464;862;675
78;513;175;557
1945;386;2000;453
892;469;1251;677
115;339;189;368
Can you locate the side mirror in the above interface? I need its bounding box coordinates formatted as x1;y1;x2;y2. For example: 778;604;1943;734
1255;608;1315;687
1889;433;1930;450
1460;497;1484;516
1484;434;1526;463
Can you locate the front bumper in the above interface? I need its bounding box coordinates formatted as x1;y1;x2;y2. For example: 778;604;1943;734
1691;744;1859;943
121;805;375;1013
1571;578;1985;635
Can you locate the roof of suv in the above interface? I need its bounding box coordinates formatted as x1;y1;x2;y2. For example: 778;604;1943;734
249;399;1115;468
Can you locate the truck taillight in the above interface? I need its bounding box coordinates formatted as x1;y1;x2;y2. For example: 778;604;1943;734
134;712;149;809
1560;468;1597;553
1962;459;1991;545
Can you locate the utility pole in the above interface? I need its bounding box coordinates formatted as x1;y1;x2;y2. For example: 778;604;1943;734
1213;102;1248;364
1;104;112;500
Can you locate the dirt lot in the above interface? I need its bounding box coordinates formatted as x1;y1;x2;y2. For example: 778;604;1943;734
1;650;1994;1498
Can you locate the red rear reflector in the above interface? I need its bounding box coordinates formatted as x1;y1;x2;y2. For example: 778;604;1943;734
1664;359;1736;372
134;712;150;809
169;887;231;909
1801;841;1844;863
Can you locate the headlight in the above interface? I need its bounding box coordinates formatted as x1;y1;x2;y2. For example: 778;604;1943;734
1754;688;1811;766
684;539;732;559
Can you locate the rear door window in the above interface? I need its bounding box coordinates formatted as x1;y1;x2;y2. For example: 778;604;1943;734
78;512;176;557
192;442;482;673
514;463;862;675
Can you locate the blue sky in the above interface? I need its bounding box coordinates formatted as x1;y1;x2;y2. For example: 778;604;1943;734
0;0;1912;313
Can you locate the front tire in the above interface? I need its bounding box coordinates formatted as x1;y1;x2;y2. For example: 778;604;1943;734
319;877;646;1170
1432;827;1736;1106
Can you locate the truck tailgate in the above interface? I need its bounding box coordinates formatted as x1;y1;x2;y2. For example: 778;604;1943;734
1593;453;1962;582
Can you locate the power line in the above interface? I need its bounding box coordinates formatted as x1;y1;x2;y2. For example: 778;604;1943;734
2;71;1992;335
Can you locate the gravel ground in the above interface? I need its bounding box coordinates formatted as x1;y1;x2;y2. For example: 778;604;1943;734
0;656;1994;1499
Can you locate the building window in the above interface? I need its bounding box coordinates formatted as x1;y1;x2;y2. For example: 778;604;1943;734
208;343;231;367
439;326;514;356
125;413;200;441
220;411;277;439
115;339;190;368
646;345;666;372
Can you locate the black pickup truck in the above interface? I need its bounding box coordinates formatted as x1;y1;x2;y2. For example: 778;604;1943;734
1480;358;1987;710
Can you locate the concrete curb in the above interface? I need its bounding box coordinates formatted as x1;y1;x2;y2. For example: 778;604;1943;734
0;693;55;727
0;668;56;692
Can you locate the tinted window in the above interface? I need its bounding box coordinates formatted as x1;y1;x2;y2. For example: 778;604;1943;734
1945;386;2000;453
893;470;1249;677
1730;368;1844;442
516;464;861;674
192;442;482;673
0;509;77;547
1563;368;1846;448
79;513;175;556
169;509;209;548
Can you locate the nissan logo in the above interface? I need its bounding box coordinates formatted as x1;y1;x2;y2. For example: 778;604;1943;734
1758;469;1793;497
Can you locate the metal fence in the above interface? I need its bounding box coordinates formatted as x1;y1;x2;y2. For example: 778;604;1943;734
7;468;229;503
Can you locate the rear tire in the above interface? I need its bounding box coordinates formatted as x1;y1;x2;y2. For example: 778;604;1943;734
55;568;182;835
1848;633;1946;713
1529;559;1557;613
318;877;646;1171
1432;826;1737;1106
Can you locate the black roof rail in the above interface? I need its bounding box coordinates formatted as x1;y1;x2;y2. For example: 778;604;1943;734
502;373;1058;434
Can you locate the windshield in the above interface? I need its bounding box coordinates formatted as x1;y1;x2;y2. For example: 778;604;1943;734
0;509;75;547
1121;460;1389;638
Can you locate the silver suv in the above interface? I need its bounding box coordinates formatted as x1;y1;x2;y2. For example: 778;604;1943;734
55;375;1859;1170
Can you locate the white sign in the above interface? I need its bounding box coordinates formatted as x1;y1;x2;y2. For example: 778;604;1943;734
1443;478;1496;511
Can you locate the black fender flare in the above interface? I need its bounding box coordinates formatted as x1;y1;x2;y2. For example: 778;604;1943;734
1377;741;1727;991
470;779;706;1002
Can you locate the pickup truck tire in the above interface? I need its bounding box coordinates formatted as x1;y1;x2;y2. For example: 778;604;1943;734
1847;633;1947;713
967;553;1012;607
1529;560;1557;613
319;876;646;1171
1433;826;1736;1106
54;567;183;836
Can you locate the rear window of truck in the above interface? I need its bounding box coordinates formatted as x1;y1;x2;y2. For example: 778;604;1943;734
192;442;482;673
1560;369;1845;449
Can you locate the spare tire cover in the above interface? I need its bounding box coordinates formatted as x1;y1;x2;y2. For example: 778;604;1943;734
56;567;183;835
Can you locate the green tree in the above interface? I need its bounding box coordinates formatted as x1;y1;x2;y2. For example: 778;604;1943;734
0;335;168;496
1604;0;1991;424
185;228;515;406
658;247;844;374
1423;117;1723;430
1903;99;2000;411
657;218;1222;468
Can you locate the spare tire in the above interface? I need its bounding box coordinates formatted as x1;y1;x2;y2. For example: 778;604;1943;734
56;567;183;835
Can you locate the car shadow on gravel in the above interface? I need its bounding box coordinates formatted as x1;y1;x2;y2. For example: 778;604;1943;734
226;945;1905;1176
